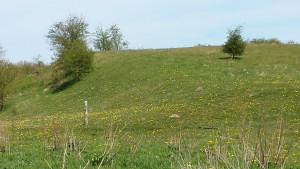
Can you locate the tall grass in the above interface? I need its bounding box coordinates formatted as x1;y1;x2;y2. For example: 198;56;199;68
0;122;10;153
168;115;296;169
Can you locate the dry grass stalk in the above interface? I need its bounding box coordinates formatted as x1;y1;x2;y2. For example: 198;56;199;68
97;121;127;169
202;115;294;169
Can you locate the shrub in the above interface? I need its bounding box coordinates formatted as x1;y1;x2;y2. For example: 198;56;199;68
222;25;246;58
249;38;283;45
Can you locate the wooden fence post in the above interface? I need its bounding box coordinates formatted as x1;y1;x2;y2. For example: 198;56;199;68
84;101;88;125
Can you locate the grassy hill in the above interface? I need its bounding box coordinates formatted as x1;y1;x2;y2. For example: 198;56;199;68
1;45;300;168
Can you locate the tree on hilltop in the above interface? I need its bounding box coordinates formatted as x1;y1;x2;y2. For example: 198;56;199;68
93;24;128;51
222;25;246;58
93;27;113;51
0;45;4;58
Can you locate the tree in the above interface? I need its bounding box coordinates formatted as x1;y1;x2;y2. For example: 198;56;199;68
93;27;113;51
94;24;128;51
47;15;94;89
109;24;129;50
0;45;17;110
222;25;246;58
0;45;4;58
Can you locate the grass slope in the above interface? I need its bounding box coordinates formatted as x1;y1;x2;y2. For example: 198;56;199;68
0;45;300;168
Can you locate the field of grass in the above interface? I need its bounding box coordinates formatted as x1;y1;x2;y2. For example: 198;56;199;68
0;44;299;168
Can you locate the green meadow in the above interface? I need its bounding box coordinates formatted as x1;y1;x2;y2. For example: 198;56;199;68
0;44;299;168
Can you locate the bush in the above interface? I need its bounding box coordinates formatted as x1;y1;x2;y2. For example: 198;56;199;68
49;39;94;90
249;38;283;45
222;25;246;58
94;24;129;51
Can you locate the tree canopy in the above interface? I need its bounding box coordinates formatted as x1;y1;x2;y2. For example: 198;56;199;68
93;24;128;51
47;15;89;53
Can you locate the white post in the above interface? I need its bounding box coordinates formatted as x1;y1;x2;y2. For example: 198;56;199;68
84;101;88;125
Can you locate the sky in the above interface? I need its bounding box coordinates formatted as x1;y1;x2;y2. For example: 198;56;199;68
0;0;299;63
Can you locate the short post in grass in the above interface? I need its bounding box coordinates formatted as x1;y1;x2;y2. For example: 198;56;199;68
84;101;88;125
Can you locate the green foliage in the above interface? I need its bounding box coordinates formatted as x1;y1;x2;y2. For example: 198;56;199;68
0;45;18;110
47;15;93;90
0;59;17;110
58;39;93;81
287;40;297;45
222;25;246;58
33;54;45;67
249;38;283;45
94;24;128;51
16;61;39;75
0;45;5;58
93;27;113;51
47;15;89;53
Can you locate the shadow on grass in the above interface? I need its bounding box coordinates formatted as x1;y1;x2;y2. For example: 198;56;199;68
218;56;242;60
51;79;78;93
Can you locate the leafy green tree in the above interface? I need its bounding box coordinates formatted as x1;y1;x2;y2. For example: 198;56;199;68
109;24;129;50
0;46;17;110
0;45;4;58
47;15;89;52
222;25;246;58
94;24;128;51
93;27;113;51
47;15;94;89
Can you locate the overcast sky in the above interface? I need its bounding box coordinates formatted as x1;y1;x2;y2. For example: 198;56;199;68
0;0;299;63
